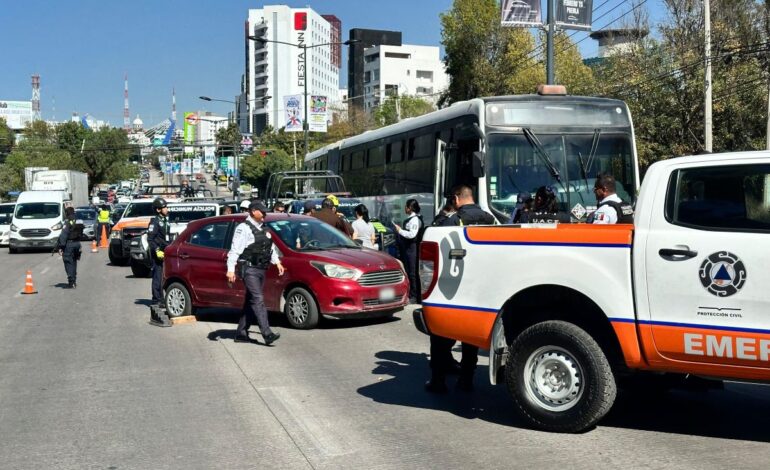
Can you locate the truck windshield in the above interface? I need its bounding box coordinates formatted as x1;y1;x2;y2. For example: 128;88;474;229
0;205;14;224
15;203;61;219
486;132;636;220
124;203;156;218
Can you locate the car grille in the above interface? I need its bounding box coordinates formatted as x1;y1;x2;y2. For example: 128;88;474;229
123;227;147;240
19;228;51;238
363;298;402;307
358;270;404;287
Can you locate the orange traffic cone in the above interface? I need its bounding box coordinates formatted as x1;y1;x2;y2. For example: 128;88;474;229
91;239;98;253
21;270;38;295
99;225;109;249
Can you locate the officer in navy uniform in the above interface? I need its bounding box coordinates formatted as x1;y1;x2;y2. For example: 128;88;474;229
426;185;495;394
57;206;84;289
226;200;285;345
148;198;171;312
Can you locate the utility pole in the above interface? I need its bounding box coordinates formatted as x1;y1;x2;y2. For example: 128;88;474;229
766;80;770;149
302;43;309;162
704;0;713;152
546;0;555;85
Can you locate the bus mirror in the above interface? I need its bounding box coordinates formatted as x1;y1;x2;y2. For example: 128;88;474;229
472;123;485;141
472;151;485;178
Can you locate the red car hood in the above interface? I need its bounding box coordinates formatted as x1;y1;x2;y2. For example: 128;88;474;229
299;247;400;271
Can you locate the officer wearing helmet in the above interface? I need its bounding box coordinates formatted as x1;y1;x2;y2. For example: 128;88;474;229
179;179;195;198
148;198;171;318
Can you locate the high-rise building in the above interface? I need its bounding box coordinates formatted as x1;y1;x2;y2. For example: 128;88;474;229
362;44;449;112
246;5;341;135
347;29;402;111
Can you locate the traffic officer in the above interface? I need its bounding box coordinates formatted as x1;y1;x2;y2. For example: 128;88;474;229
97;204;111;240
226;200;285;346
148;198;170;310
426;185;495;394
240;200;251;213
393;199;423;303
57;206;84;289
587;173;634;224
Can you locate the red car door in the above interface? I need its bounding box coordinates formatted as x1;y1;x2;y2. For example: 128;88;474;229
180;221;234;306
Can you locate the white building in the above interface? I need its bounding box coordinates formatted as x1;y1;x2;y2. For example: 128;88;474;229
246;5;341;134
362;44;449;112
194;112;228;148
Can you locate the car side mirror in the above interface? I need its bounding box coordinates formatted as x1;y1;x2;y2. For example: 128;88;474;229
472;151;485;178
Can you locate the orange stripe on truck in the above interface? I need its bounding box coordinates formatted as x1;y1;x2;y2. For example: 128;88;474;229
422;304;496;349
464;224;633;247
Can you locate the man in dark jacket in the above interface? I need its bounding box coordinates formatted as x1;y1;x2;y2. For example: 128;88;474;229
426;185;495;394
57;207;84;289
148;198;170;308
313;198;352;236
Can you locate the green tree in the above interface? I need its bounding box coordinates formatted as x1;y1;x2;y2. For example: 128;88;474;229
373;95;436;126
76;127;136;189
215;122;242;158
0;117;14;158
240;148;294;193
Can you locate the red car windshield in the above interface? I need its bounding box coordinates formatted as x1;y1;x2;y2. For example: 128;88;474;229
267;218;358;251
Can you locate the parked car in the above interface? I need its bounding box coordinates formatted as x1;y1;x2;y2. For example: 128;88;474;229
0;203;15;246
74;206;97;240
162;213;409;329
108;200;156;265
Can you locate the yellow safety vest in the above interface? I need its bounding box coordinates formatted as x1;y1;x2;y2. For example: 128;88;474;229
97;210;111;223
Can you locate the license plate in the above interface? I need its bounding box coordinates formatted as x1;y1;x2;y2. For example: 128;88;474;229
379;287;395;302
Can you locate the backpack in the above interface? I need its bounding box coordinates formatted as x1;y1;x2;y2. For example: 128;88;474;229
598;200;634;224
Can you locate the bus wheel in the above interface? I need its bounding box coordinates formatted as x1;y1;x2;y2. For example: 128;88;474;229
505;320;616;433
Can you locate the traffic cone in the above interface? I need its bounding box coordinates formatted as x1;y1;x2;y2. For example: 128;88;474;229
99;225;109;249
21;270;38;295
91;239;98;253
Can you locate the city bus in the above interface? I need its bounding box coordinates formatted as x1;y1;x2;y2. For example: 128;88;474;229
305;86;640;226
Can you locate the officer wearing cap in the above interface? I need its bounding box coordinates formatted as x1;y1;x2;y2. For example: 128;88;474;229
57;206;84;289
148;198;170;310
227;200;285;345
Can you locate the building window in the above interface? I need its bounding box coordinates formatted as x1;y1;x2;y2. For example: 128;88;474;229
364;71;371;83
416;70;434;80
384;52;411;59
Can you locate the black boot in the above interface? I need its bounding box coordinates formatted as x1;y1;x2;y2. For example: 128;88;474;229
424;371;448;394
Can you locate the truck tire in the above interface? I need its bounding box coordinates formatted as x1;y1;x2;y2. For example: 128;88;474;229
284;287;319;329
505;320;617;433
108;248;127;266
130;259;152;278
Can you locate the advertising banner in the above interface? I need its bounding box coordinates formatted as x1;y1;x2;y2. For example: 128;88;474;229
501;0;542;27
172;162;182;174
219;156;229;170
182;158;192;175
309;95;328;133
183;112;197;144
204;146;215;164
164;162;173;174
557;0;593;30
283;95;303;132
192;158;202;174
0;101;33;130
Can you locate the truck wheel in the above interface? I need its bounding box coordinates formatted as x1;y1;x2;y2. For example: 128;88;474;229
284;287;319;329
130;259;152;278
108;249;127;266
165;282;192;317
505;320;617;433
9;246;19;254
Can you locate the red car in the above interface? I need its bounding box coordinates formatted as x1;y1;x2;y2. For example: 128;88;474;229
161;213;409;329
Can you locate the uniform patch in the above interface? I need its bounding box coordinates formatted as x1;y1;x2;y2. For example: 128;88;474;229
699;251;746;297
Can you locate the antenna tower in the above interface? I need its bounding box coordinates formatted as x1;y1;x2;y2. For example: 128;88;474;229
31;75;41;121
123;73;130;131
172;87;177;122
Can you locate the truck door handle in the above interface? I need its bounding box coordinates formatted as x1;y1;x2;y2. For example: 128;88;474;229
179;253;190;260
659;248;698;260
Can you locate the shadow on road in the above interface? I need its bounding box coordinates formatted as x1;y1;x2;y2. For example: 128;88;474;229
53;282;72;289
358;350;770;442
194;307;401;330
134;299;153;307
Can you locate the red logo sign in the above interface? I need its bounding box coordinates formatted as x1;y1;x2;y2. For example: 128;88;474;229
185;114;199;125
294;12;307;30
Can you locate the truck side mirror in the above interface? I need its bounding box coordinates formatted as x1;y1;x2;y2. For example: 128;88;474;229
472;151;485;178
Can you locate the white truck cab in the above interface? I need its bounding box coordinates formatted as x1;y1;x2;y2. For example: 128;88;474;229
0;202;15;246
9;191;67;253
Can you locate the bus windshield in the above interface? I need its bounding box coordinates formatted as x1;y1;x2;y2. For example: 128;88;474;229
486;131;636;220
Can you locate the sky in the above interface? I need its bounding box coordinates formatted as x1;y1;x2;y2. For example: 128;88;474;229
1;0;663;128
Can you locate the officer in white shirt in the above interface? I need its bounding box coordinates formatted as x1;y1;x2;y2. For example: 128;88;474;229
226;200;285;345
588;174;625;224
393;199;423;303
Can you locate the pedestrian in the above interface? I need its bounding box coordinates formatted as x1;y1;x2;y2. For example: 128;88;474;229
431;197;456;227
97;204;112;240
426;185;495;394
178;179;195;198
272;201;286;213
226;200;285;345
302;200;316;215
587;173;634;224
56;206;84;289
222;205;233;215
239;200;251;213
326;194;354;236
351;204;377;249
393;198;423;303
313;198;352;236
148;198;171;310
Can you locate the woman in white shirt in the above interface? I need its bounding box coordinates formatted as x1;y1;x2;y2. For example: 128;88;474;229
393;199;422;303
351;204;377;249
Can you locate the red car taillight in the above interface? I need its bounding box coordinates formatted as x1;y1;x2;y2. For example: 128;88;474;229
419;241;439;300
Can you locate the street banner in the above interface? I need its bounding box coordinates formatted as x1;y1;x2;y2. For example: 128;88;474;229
204;146;215;164
309;95;328;133
182;158;192;175
219;156;229;170
183;112;197;144
227;157;235;174
557;0;593;30
283;95;303;132
241;135;253;152
501;0;542;27
172;162;181;174
192;158;202;174
164;162;173;174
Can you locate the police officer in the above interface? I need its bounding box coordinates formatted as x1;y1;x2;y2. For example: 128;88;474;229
587;173;634;224
148;198;171;310
57;206;84;289
426;185;495;394
393;199;423;303
97;204;111;240
178;179;195;198
226;200;285;345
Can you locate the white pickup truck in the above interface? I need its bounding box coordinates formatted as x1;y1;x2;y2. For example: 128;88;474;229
414;151;770;432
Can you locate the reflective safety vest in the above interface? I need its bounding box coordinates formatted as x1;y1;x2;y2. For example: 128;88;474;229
97;210;111;223
371;221;387;233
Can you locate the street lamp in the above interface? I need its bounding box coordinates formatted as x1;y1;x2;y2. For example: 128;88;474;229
247;36;358;159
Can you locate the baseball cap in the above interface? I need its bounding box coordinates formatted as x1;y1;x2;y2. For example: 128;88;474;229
249;200;268;214
240;200;251;210
303;200;316;213
326;194;340;206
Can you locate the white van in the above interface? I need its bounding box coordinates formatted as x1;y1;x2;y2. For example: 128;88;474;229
9;191;67;253
0;202;15;246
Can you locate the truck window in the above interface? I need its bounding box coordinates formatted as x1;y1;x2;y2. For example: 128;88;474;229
666;164;770;232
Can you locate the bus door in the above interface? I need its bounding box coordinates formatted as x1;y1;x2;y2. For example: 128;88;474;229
433;139;448;214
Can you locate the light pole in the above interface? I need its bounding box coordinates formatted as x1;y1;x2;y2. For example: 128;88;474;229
247;36;358;160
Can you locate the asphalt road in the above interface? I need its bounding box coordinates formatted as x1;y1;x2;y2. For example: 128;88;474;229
1;247;770;469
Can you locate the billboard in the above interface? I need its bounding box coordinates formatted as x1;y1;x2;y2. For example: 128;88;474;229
0;101;33;130
284;95;304;132
182;158;192;175
501;0;542;27
183;112;197;144
557;0;593;30
192;158;202;174
309;96;328;133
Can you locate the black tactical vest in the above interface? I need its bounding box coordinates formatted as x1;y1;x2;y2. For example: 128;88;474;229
67;219;84;241
595;200;634;224
239;222;273;269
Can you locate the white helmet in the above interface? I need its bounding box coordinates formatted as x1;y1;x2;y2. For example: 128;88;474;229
240;200;250;210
